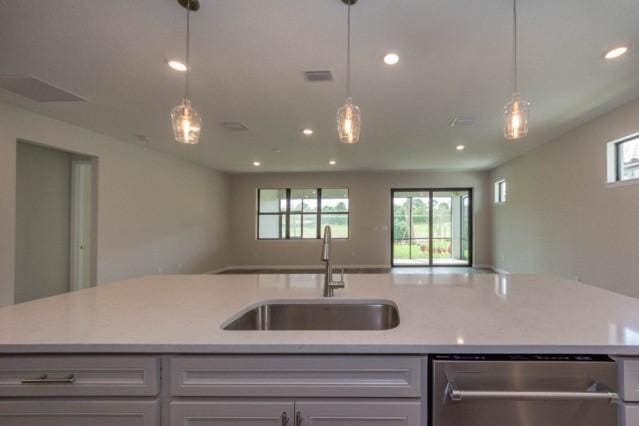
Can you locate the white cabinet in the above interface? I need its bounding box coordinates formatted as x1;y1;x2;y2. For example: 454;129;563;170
0;355;159;397
170;355;422;398
168;356;426;426
0;355;424;426
0;400;159;426
170;400;294;426
619;358;639;402
295;399;422;426
169;399;421;426
0;355;160;426
620;403;639;426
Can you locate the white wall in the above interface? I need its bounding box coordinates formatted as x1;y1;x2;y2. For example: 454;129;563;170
490;98;639;298
230;171;491;268
15;142;72;303
0;102;231;306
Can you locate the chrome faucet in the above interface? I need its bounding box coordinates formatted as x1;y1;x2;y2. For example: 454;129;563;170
321;225;345;297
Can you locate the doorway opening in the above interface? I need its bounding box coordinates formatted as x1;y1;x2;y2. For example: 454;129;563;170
391;188;472;267
15;140;97;303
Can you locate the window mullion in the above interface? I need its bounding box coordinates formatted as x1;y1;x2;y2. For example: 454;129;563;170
317;188;322;239
285;188;291;239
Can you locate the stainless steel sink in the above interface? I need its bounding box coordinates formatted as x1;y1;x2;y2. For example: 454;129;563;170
222;300;400;331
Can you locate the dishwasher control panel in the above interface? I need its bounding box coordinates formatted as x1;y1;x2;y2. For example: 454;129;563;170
433;354;614;362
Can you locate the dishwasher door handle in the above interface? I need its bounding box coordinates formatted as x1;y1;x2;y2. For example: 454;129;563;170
446;382;620;403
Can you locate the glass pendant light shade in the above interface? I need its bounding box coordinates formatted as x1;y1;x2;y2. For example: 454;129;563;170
337;97;361;144
171;98;202;144
503;93;529;140
171;0;202;144
503;0;529;140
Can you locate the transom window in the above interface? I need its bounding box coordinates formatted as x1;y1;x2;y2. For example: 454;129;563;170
494;179;507;204
257;188;349;239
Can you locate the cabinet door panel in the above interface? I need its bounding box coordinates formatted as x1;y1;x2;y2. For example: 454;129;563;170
0;400;159;426
618;358;639;402
620;403;639;426
170;400;294;426
295;399;421;426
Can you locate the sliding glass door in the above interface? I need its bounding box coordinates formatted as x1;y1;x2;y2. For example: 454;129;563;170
392;191;430;265
391;189;472;266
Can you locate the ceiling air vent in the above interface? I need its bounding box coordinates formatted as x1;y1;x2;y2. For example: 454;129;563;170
222;122;249;131
0;76;86;102
303;70;333;82
450;116;476;128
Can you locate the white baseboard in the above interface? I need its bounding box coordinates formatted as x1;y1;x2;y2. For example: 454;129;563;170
208;264;391;274
204;265;234;274
474;264;510;274
207;264;508;274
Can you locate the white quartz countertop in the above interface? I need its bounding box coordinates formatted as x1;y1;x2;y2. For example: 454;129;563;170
0;273;638;355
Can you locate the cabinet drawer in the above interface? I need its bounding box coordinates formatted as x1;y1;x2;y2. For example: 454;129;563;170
170;355;423;397
0;400;159;426
0;355;159;396
619;358;639;402
296;399;422;426
170;400;294;426
620;403;639;426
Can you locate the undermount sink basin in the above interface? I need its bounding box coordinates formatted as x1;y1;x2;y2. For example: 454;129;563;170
222;300;400;331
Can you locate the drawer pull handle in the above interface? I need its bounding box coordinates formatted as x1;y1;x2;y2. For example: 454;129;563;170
281;412;288;426
295;411;302;426
21;374;76;384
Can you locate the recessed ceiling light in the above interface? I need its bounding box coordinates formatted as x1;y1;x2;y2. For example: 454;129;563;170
383;53;400;65
456;145;465;151
252;161;261;167
604;46;628;60
167;59;187;71
329;160;337;165
302;128;314;136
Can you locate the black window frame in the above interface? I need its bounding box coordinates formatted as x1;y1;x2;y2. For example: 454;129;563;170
257;188;349;240
615;135;639;182
390;188;473;267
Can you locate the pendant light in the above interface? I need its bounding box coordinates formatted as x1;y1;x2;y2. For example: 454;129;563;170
171;0;202;144
503;0;529;140
337;0;361;144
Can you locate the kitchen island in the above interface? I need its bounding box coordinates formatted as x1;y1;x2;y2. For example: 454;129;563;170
0;273;637;425
0;273;637;354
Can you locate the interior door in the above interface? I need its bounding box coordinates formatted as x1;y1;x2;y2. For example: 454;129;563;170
70;159;94;291
170;400;294;425
294;399;421;426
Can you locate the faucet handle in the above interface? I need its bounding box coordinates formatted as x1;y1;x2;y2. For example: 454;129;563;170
332;268;345;287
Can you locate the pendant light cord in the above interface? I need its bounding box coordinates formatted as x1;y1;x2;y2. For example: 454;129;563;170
185;0;191;100
512;0;518;93
346;1;351;99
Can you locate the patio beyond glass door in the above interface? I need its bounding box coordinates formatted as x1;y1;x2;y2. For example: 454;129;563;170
392;189;472;266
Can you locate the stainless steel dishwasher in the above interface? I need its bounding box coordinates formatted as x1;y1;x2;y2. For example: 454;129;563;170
432;354;620;426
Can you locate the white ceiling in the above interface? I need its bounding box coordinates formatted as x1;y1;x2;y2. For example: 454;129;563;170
1;0;639;173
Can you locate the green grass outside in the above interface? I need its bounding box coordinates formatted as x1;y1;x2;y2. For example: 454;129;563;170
295;222;349;238
393;240;457;260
